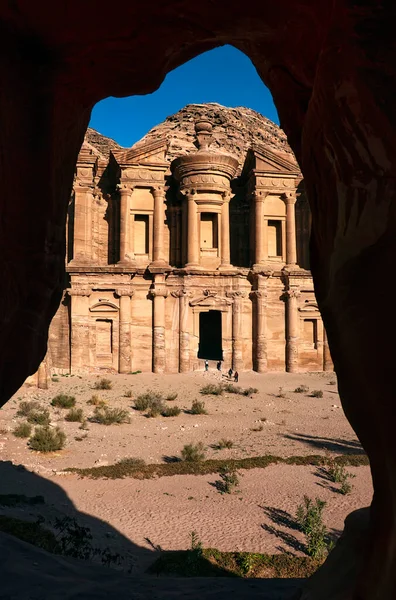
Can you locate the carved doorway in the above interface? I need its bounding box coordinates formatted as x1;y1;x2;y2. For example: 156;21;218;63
198;310;223;360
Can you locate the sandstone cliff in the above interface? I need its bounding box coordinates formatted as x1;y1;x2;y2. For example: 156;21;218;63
85;103;295;172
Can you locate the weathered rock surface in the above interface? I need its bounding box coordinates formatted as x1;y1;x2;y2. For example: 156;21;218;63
85;104;296;174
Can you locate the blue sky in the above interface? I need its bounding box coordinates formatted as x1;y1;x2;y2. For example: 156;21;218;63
89;45;278;148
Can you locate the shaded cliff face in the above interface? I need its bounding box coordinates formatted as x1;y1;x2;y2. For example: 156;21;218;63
85;103;296;172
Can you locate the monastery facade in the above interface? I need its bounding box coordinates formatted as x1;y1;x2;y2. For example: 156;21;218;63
35;118;332;385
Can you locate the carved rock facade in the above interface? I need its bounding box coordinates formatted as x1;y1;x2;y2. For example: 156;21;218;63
32;112;331;377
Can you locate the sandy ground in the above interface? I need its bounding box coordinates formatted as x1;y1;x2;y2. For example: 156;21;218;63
0;369;372;574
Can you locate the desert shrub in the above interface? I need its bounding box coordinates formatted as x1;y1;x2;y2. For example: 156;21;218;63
79;420;89;430
16;401;41;417
130;370;142;375
223;383;243;395
124;390;133;398
87;395;106;407
29;426;66;452
91;407;130;425
146;398;166;418
215;465;240;494
27;409;51;426
65;408;84;423
93;378;112;390
276;387;286;398
51;394;76;409
326;461;355;495
13;422;32;438
217;438;234;449
311;390;323;398
296;496;328;559
200;384;223;396
243;387;258;396
117;457;146;469
294;385;309;394
181;442;206;462
161;405;182;417
134;390;162;411
165;392;178;401
190;399;207;415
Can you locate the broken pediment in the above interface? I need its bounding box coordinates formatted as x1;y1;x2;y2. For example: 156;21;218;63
111;138;169;167
241;143;301;178
190;291;232;309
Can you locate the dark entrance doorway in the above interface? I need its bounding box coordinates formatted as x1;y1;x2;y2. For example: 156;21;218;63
198;310;223;360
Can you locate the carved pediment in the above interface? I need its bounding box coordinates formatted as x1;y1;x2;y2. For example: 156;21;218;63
241;144;300;179
298;303;319;313
89;301;119;313
190;291;232;308
111;138;168;167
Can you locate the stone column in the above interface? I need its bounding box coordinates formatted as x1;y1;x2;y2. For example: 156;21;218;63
73;184;93;262
151;186;168;266
117;289;133;374
323;328;333;371
172;289;191;372
254;190;268;266
186;190;199;267
284;191;297;266
118;185;135;264
150;282;168;373
227;291;245;371
285;289;300;373
37;356;48;389
251;287;268;373
220;192;231;267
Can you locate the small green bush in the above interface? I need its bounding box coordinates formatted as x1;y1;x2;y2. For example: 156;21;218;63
276;387;286;398
91;406;130;425
134;391;162;411
87;395;106;407
16;401;41;417
27;409;51;426
146;398;166;418
29;427;66;452
217;439;234;449
161;405;182;417
165;392;178;401
181;442;206;462
190;399;207;415
243;387;258;396
13;422;32;438
216;465;240;494
296;496;328;559
200;384;223;396
51;394;76;409
326;461;355;495
124;390;133;398
294;385;309;394
223;384;243;394
311;390;323;398
65;408;84;423
93;378;112;390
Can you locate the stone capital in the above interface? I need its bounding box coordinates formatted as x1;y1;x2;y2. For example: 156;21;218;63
150;287;168;298
282;191;297;205
171;289;192;299
151;185;167;197
66;287;91;297
283;289;301;300
226;290;247;300
249;290;268;301
252;190;268;202
115;289;134;298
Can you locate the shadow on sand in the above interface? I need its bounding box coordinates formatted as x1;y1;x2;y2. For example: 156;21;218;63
283;433;365;455
0;460;304;599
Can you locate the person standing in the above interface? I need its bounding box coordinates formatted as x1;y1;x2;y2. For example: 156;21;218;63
228;368;233;379
234;371;239;383
205;360;209;372
217;361;222;372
